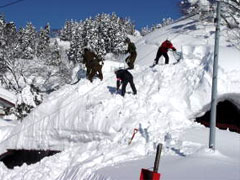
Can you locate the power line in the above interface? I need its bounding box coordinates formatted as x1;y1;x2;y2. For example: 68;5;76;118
0;0;24;8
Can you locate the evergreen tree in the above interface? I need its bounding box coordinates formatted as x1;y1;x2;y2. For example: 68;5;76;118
0;15;6;39
82;13;133;57
179;0;240;49
16;22;37;59
83;16;106;57
36;23;50;58
65;13;135;63
0;16;20;90
0;16;7;75
60;20;74;41
140;26;151;36
180;0;240;27
67;33;83;64
49;40;61;66
4;22;17;46
140;18;174;36
119;16;135;35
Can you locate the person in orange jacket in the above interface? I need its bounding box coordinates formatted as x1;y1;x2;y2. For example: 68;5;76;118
153;40;176;65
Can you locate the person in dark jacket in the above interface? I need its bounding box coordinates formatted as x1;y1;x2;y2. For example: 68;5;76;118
115;69;137;97
82;48;103;82
153;40;176;65
124;38;137;70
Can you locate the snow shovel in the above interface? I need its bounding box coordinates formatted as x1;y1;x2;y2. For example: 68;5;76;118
128;128;138;145
172;50;183;64
139;143;162;180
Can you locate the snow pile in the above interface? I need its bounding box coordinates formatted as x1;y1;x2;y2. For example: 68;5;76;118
0;119;17;145
0;16;239;180
96;127;240;180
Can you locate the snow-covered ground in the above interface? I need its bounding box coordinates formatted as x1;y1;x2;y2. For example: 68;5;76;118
96;127;240;180
0;15;240;180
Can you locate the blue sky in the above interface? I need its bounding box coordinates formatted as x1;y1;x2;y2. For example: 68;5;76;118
1;0;181;30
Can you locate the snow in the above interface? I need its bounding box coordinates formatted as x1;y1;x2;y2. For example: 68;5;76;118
97;127;240;180
0;15;240;180
0;88;16;104
0;119;17;144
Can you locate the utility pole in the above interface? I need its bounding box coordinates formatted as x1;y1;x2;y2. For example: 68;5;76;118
209;1;221;150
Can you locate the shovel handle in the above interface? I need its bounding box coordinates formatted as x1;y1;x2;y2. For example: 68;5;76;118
128;128;138;145
153;143;163;173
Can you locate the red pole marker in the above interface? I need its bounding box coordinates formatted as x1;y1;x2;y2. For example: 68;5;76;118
140;169;161;180
139;143;163;180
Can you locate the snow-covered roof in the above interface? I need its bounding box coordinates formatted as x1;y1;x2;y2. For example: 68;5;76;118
0;88;16;106
0;16;239;180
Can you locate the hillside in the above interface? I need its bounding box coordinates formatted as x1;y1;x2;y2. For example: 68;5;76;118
0;15;240;180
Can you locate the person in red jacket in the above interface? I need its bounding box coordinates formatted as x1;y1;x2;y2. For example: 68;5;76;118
153;40;176;65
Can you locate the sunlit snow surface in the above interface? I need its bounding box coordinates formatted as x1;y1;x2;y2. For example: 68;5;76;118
0;16;240;180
